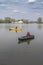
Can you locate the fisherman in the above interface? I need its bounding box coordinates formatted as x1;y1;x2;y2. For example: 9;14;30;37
15;26;18;29
26;32;31;37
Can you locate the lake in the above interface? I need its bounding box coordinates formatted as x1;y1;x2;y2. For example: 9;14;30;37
0;23;43;65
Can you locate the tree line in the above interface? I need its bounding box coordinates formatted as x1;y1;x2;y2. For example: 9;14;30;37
0;17;43;23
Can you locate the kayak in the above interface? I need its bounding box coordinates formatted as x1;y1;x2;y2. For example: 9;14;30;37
9;28;22;31
18;35;34;41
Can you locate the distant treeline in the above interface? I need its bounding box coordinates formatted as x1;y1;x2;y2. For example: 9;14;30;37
0;17;43;23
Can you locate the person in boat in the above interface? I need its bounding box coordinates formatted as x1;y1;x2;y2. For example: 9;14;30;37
26;32;31;37
15;26;18;32
15;26;18;29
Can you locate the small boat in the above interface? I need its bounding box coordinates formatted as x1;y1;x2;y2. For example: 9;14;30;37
18;35;34;41
9;28;22;31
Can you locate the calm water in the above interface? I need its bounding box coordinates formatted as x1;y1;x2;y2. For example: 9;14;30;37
0;23;43;65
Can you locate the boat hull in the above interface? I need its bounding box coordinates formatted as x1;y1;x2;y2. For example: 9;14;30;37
9;28;22;31
18;35;34;41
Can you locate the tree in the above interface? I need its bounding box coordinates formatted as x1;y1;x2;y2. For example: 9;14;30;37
21;19;29;24
0;19;4;23
37;17;42;23
10;18;16;23
4;17;11;23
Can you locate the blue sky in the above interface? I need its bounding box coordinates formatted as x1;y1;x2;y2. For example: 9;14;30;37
0;0;43;21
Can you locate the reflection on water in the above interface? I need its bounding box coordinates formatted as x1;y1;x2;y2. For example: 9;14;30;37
27;40;31;45
18;40;33;45
37;24;42;30
9;30;18;33
9;29;22;33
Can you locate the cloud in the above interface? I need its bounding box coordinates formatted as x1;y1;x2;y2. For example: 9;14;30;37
20;11;27;14
0;0;19;5
12;9;26;14
34;12;41;17
0;4;6;6
41;1;43;4
28;0;36;3
13;10;19;13
10;0;19;2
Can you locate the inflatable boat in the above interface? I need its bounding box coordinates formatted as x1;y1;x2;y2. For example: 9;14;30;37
18;35;34;41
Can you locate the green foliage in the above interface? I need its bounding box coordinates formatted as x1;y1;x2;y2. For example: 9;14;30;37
21;19;29;24
4;17;11;23
0;17;43;23
4;17;16;23
0;19;4;23
37;17;42;23
10;18;16;22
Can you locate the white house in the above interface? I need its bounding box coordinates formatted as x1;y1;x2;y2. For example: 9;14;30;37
18;21;23;24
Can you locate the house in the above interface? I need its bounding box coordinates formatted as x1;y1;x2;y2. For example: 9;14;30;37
18;21;23;24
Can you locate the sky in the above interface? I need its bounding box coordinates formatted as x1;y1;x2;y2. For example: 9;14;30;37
0;0;43;21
